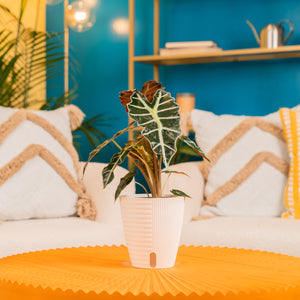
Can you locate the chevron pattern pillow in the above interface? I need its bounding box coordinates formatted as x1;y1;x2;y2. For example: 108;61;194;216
0;106;95;221
191;107;299;217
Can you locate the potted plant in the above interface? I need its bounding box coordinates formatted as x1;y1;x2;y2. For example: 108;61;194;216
84;80;209;269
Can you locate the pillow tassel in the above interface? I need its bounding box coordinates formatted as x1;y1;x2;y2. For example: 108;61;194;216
65;104;86;131
76;191;97;221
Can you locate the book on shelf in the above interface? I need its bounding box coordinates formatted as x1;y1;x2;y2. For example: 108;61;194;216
159;46;222;56
165;41;218;49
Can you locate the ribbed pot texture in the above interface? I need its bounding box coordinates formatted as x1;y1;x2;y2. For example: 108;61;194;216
119;195;185;269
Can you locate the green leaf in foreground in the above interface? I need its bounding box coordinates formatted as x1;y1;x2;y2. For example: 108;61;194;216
115;170;137;201
170;189;191;198
102;146;132;188
179;136;211;163
82;121;136;176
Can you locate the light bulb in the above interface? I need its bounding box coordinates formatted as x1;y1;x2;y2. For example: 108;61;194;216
66;0;96;32
74;11;88;22
112;18;129;35
46;0;63;5
82;0;99;8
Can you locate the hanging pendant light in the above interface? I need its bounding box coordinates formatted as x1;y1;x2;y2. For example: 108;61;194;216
82;0;99;8
66;0;96;32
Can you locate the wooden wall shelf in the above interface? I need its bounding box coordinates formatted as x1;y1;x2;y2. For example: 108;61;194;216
134;45;300;66
128;0;300;164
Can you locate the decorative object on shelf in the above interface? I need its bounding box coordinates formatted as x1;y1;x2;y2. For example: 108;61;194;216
160;40;221;56
160;46;222;56
246;19;294;49
176;93;195;136
165;41;218;49
46;0;63;5
176;93;195;113
65;0;96;32
83;80;210;269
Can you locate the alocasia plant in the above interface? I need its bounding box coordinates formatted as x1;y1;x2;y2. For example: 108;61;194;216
84;80;210;200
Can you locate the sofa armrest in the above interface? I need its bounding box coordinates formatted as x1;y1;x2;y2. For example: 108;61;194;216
78;162;135;227
162;161;204;223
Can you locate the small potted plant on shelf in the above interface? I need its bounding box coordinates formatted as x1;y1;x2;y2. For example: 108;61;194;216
84;80;209;269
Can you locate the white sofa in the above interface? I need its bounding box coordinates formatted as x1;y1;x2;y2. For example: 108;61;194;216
1;162;300;259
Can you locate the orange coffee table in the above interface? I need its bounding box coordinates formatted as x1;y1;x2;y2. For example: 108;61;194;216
1;245;300;300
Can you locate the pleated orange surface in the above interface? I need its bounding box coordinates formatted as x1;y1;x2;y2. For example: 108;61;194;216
1;245;300;300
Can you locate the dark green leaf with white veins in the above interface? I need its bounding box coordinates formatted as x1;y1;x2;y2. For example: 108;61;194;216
179;136;211;163
128;89;181;168
83;121;136;176
114;170;137;201
102;145;132;188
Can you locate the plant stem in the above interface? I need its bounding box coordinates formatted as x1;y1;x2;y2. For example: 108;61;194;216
154;155;162;197
158;155;162;196
152;153;162;197
129;153;155;196
162;172;172;196
135;181;150;197
111;139;122;150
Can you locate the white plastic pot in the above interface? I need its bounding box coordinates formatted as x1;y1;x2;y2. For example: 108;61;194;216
119;194;185;269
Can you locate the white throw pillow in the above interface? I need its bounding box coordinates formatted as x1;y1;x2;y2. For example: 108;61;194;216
191;106;300;217
0;106;95;221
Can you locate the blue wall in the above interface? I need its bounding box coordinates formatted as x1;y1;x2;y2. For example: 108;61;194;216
47;0;300;162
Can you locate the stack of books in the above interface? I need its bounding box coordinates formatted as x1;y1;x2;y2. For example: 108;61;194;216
159;41;222;56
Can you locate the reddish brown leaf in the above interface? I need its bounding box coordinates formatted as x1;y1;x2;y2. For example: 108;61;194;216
119;90;134;112
119;80;164;112
141;80;164;103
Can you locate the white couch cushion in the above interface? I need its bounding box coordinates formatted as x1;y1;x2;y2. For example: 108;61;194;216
181;217;300;257
2;216;299;259
0;217;125;259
